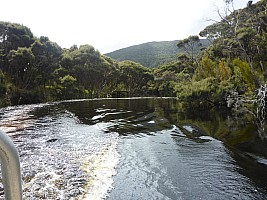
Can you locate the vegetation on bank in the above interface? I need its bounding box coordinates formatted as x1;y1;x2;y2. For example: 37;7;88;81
0;22;153;106
157;0;267;109
0;0;267;109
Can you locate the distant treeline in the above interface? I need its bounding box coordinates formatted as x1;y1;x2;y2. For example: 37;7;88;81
0;21;155;106
105;39;210;68
0;0;267;108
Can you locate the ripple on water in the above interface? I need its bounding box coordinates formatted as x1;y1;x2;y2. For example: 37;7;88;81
0;103;120;200
1;99;267;200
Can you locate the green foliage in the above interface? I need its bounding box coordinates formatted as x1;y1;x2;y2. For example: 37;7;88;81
175;77;216;106
194;56;232;82
118;60;153;96
0;70;7;93
177;35;202;63
152;61;194;97
60;75;77;86
8;47;36;88
0;21;34;50
232;58;254;90
154;61;193;78
58;75;82;100
177;53;190;63
180;0;267;108
194;56;216;80
106;39;210;68
0;22;157;106
10;87;45;105
216;61;232;81
0;0;266;108
175;76;234;107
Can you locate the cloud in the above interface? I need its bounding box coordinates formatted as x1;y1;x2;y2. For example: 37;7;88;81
0;0;259;53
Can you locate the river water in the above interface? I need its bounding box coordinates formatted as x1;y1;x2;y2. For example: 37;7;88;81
0;98;267;199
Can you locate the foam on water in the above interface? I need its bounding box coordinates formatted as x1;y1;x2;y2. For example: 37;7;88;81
79;140;120;199
1;98;267;200
0;103;121;200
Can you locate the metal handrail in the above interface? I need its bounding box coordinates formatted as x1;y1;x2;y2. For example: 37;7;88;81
0;129;22;200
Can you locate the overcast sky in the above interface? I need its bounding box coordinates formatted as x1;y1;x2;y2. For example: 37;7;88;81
0;0;259;53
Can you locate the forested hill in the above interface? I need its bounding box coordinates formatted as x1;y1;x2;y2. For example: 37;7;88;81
0;0;266;108
105;39;210;68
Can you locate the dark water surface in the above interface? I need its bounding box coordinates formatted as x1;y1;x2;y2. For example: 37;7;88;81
0;98;267;199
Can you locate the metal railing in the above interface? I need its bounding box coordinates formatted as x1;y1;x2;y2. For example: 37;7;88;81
0;129;22;200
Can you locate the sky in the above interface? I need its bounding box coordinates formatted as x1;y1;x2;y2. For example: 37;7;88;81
0;0;260;54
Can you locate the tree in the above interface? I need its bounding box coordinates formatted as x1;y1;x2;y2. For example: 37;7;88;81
60;45;119;98
7;47;36;89
177;35;202;64
118;61;153;96
0;22;34;73
31;37;62;86
199;0;267;87
0;22;34;50
59;75;80;99
0;70;8;95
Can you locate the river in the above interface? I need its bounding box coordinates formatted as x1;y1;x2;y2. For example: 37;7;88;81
0;98;266;199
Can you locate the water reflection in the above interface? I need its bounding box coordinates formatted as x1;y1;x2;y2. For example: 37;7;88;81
172;103;267;197
0;98;266;199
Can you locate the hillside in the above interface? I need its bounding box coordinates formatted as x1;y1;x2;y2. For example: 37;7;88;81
105;39;210;68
